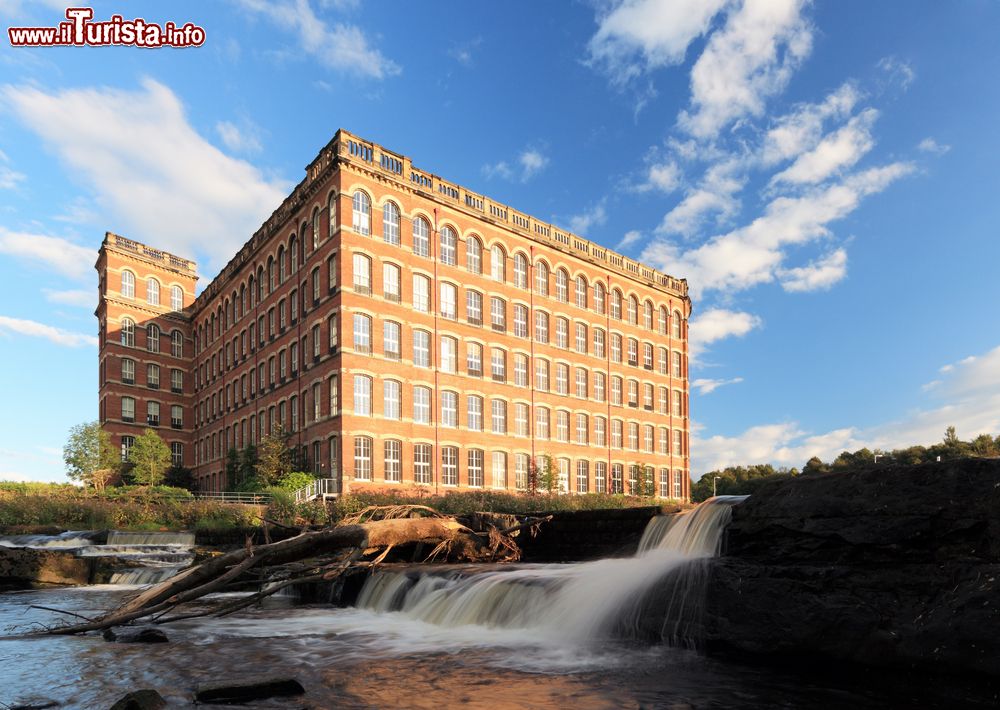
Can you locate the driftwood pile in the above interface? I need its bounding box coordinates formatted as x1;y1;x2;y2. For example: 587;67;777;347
34;505;551;636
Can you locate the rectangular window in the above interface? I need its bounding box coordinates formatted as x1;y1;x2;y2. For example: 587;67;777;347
535;311;549;343
555;364;569;395
441;446;458;486
515;453;529;491
659;427;670;455
441;336;457;373
611;419;623;448
384;440;401;483
147;401;160;427
491;399;507;434
575;368;588;398
535;407;549;439
644;425;654;452
576;460;589;494
491;348;506;383
491;451;507;489
513;305;528;338
611;464;623;494
413;330;431;368
441;391;458;427
594;328;606;358
383;322;401;360
595;461;607;494
170;442;183;467
576;414;589;445
611;376;623;406
467;395;483;431
575;323;587;353
490;297;506;332
514;355;529;387
673;351;683;377
413;386;431;424
329;375;339;415
674;429;683;456
352;255;371;295
383;264;401;302
414;444;432;485
595;416;607;447
440;283;457;320
353;375;372;416
673;470;683;499
535;359;549;391
171;369;183;393
554;317;567;348
466;291;483;326
121;396;134;422
556;410;569;442
611;334;622;363
354;437;372;480
383;380;401;420
121;358;135;385
514;403;530;437
468;449;484;487
412;275;430;313
628;422;639;450
594;372;606;402
171;405;183;429
353;315;371;354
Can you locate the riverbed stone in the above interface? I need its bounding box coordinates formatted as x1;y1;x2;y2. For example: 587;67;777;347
194;677;305;704
703;458;1000;679
108;689;167;710
103;627;169;643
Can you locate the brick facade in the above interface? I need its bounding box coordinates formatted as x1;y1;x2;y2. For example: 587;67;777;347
96;130;692;501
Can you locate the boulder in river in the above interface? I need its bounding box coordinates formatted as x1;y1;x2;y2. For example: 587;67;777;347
108;689;167;710
194;677;305;704
0;547;92;588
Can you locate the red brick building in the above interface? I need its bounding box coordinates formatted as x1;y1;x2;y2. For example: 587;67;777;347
96;130;692;500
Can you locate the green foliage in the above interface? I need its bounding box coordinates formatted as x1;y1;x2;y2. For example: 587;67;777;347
255;427;293;486
225;448;240;490
129;429;172;486
275;471;317;491
532;455;561;494
163;466;194;490
62;421;119;492
692;464;795;503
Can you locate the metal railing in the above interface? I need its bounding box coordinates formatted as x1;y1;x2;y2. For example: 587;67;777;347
293;478;340;503
192;491;273;504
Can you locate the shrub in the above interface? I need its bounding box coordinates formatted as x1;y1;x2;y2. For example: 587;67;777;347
275;471;316;492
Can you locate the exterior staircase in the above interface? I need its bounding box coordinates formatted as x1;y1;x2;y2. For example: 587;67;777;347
293;478;340;503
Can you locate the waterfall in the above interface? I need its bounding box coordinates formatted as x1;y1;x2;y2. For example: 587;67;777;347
354;496;745;645
0;531;101;549
109;567;189;586
106;531;196;547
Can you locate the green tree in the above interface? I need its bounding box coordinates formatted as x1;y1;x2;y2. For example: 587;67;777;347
256;427;293;487
239;445;258;486
691;464;791;502
62;421;119;492
129;429;172;487
225;448;240;490
533;455;561;493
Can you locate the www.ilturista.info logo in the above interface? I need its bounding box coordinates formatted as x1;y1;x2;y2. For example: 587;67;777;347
8;7;206;48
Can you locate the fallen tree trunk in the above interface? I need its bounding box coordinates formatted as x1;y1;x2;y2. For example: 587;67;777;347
36;512;525;636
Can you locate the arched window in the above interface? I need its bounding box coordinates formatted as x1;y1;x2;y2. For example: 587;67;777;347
289;234;298;274
672;310;683;339
352;254;371;294
659;306;669;334
277;246;286;284
565;276;583;311
611;289;622;320
353;436;373;480
170;285;183;311
466;236;482;274
267;256;275;293
535;261;549;296
513;253;529;289
120;317;135;347
171;330;183;357
643;300;653;329
352;190;371;235
121;271;135;299
146;323;160;353
146;278;160;305
412;216;430;257
383;201;400;245
627;295;639;324
594;281;605;314
490;245;506;282
555;269;569;302
312;206;320;249
440;226;457;266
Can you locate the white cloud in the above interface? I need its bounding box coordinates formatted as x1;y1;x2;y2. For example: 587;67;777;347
43;288;94;308
618;229;642;249
448;37;483;67
0;160;25;190
760;83;861;166
917;137;950;155
692;376;744;394
216;120;262;154
657;157;744;237
482;148;549;183
634;155;683;194
769;109;878;187
587;0;732;85
679;0;813;139
643;162;913;298
519;150;549;181
3;79;291;271
688;307;761;360
777;247;847;292
567;202;608;236
0;228;95;281
877;56;916;90
692;343;1000;475
235;0;400;79
0;315;97;347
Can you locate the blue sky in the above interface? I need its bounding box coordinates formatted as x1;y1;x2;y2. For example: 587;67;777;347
1;0;998;482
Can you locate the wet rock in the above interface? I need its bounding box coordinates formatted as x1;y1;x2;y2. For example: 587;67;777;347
108;689;167;710
703;458;1000;679
0;547;92;588
104;627;169;644
9;698;60;710
194;677;305;704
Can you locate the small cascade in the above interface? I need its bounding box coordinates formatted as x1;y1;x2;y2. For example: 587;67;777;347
106;531;196;547
109;567;187;586
0;530;101;549
354;496;747;645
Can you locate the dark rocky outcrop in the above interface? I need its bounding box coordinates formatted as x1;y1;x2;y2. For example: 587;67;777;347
704;458;1000;679
103;627;169;644
517;505;675;561
0;547;93;589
